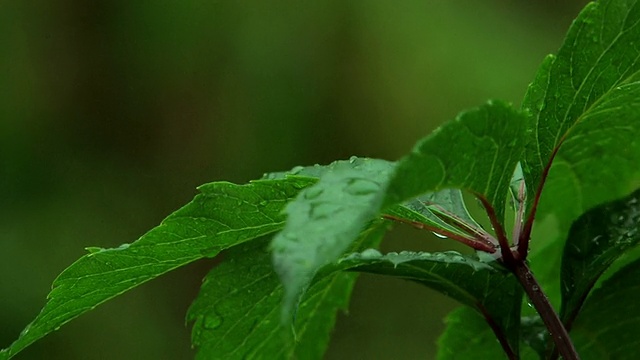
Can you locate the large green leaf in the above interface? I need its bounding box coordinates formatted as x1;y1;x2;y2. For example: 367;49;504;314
271;158;395;319
520;1;640;338
522;0;640;219
561;187;640;330
273;101;526;322
0;178;313;360
569;257;640;359
187;221;388;360
383;100;526;227
331;249;522;355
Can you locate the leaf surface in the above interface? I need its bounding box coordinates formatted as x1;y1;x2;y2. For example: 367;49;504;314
0;178;312;360
271;158;395;319
569;257;640;359
383;100;526;226
561;187;640;329
522;0;640;218
187;221;388;360
332;250;522;354
273;101;526;323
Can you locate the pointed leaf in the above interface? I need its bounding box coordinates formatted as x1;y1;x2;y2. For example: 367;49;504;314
331;250;523;355
271;158;395;319
569;257;640;359
522;0;640;218
187;221;388;360
0;178;313;360
383;100;526;227
561;188;640;328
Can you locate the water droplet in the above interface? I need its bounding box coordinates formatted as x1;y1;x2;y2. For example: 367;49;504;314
532;285;540;291
290;166;305;175
203;312;223;330
85;247;103;254
349;156;358;164
360;248;382;259
304;187;324;200
309;203;334;219
200;246;221;258
592;235;602;246
432;231;448;239
344;178;379;196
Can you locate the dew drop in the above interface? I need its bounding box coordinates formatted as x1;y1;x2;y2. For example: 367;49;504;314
309;203;334;219
360;248;382;259
527;302;534;309
432;232;448;239
290;166;305;175
203;312;223;330
304;187;324;200
85;247;104;254
349;156;358;164
344;178;379;196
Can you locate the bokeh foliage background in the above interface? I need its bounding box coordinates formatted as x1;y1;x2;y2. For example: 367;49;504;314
1;1;588;359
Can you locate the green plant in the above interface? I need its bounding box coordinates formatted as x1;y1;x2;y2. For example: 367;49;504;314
3;0;640;358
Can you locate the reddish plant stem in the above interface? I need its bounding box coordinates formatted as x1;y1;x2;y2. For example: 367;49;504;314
477;194;578;359
381;214;497;253
518;141;564;258
511;262;579;360
475;195;516;263
477;305;518;360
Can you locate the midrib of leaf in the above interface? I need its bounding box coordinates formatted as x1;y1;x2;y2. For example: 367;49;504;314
524;0;640;199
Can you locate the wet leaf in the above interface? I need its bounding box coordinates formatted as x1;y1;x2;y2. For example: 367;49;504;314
522;0;640;220
561;188;640;329
384;100;526;228
569;257;640;359
271;158;394;320
187;221;388;360
332;250;522;354
0;178;313;360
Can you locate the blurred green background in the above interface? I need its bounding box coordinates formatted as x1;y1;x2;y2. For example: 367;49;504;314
1;1;588;359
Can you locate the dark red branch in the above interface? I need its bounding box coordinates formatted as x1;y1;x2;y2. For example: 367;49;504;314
512;262;579;360
424;202;498;246
477;304;518;360
381;214;497;253
518;139;564;259
474;195;515;264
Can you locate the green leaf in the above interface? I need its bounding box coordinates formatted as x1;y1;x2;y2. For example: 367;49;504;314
0;178;312;360
332;250;522;355
522;0;640;219
561;188;640;329
383;100;526;227
271;158;395;320
437;307;508;360
570;257;640;359
187;220;388;360
272;101;525;324
438;307;539;360
520;1;640;336
397;188;485;235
